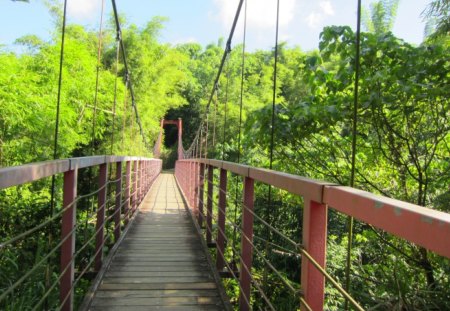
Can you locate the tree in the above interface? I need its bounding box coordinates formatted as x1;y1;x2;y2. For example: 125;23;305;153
362;0;400;34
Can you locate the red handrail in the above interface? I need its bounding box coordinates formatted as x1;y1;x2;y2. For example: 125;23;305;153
175;158;450;311
0;156;162;311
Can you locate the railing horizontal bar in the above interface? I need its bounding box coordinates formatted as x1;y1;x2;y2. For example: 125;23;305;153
0;159;70;189
324;186;450;258
0;156;161;189
182;158;450;259
181;159;331;202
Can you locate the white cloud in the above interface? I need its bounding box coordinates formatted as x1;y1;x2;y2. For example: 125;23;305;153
213;0;296;30
172;37;199;45
320;1;335;16
305;1;335;29
306;12;322;29
67;0;101;21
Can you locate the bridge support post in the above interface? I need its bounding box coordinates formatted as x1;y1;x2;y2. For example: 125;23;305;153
60;168;78;311
133;161;138;214
114;162;122;242
95;163;108;271
193;162;199;218
216;168;227;271
198;163;205;228
206;165;214;244
139;160;143;204
301;199;328;311
124;161;131;224
239;176;255;311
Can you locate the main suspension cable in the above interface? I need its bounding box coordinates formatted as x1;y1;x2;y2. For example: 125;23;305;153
111;0;150;152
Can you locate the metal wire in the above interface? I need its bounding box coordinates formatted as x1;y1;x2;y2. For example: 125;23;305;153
0;226;76;302
345;1;362;308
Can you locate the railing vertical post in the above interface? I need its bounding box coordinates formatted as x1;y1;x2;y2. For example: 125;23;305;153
124;161;131;225
145;161;148;192
133;160;138;213
193;162;199;218
206;165;214;244
138;160;141;204
60;168;77;311
114;162;122;242
301;198;328;311
216;168;227;271
95;163;108;271
198;163;205;227
191;162;195;208
239;176;255;311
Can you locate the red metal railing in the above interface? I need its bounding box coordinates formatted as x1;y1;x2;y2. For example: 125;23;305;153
175;158;450;311
0;156;162;311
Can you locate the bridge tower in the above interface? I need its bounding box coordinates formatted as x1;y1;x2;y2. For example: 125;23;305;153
153;118;183;160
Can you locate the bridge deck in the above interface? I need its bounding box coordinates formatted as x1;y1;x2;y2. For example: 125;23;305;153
88;173;228;311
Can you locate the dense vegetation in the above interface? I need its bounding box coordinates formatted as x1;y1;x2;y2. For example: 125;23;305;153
0;0;449;310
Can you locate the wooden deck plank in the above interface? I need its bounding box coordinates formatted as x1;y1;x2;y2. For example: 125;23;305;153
87;173;229;310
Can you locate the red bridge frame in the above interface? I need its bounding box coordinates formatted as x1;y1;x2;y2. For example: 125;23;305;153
175;158;450;311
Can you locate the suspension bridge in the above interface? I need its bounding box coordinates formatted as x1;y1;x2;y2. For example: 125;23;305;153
1;0;449;310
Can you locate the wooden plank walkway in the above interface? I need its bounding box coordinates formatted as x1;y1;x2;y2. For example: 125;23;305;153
87;173;229;311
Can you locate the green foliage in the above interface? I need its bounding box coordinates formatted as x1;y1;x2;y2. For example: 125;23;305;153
1;1;449;310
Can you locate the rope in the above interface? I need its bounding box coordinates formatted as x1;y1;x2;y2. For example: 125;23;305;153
345;0;362;308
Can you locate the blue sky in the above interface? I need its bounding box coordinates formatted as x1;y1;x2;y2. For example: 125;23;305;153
1;0;431;52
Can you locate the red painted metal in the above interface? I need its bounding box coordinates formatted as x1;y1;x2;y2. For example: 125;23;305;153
216;168;227;271
95;163;108;271
133;161;138;214
114;162;122;242
239;176;255;311
139;160;143;204
178;118;183;160
173;158;450;310
124;161;131;224
324;186;450;258
301;198;328;311
206;165;214;244
198;163;205;227
154;118;184;160
60;168;77;311
192;163;197;216
0;157;162;311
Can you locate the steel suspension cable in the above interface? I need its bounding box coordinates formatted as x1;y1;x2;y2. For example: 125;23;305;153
212;91;218;148
345;0;362;309
264;0;281;290
269;0;280;171
110;29;121;154
185;0;244;155
47;1;68;306
111;0;150;152
221;59;231;161
232;0;248;266
91;0;106;155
